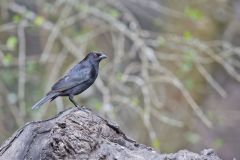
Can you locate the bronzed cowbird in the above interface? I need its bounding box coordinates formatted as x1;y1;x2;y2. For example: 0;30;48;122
32;52;107;109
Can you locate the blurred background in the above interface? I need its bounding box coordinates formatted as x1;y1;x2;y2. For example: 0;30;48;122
0;0;239;159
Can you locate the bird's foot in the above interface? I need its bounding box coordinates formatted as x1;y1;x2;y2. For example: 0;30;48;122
75;105;82;110
75;105;84;109
75;105;91;111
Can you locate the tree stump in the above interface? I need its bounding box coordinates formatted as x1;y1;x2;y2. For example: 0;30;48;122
0;107;222;160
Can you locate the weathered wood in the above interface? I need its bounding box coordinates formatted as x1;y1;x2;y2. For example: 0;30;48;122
0;107;222;160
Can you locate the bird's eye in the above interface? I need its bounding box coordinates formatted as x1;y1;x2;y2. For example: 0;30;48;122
94;53;98;58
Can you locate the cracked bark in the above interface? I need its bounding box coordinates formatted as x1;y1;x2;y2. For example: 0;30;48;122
0;107;222;160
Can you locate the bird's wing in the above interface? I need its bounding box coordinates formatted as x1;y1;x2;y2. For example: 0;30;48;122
51;67;92;92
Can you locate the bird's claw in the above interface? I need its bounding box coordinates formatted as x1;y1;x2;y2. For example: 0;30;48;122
76;105;84;110
75;105;91;112
75;105;82;110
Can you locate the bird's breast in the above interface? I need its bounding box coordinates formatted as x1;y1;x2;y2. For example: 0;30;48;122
90;66;98;79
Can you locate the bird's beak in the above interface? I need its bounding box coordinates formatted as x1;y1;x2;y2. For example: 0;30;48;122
99;54;107;60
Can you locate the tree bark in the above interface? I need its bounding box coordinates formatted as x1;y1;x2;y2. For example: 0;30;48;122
0;107;222;160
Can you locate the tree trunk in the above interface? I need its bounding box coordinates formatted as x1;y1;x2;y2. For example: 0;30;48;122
0;107;222;160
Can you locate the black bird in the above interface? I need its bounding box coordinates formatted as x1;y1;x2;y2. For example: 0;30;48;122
32;52;107;109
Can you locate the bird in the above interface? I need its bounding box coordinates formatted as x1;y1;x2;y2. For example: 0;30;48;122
32;52;107;109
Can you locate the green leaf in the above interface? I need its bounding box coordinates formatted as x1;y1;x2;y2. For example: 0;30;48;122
12;15;21;23
184;6;204;21
6;36;18;50
3;53;13;66
34;16;45;26
183;31;193;41
180;49;196;73
152;138;161;149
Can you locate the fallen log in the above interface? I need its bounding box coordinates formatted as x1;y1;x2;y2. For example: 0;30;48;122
0;107;222;160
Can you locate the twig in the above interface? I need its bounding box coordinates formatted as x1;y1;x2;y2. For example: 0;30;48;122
40;3;72;62
17;20;27;121
0;23;16;32
196;63;227;98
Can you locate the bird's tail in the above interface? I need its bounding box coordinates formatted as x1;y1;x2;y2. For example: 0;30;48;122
32;92;59;110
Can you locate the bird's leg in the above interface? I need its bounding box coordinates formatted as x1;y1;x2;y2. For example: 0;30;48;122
69;95;79;108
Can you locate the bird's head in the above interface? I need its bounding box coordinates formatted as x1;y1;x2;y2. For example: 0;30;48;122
85;52;107;63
